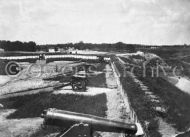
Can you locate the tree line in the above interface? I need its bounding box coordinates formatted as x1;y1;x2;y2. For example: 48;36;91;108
0;41;137;52
40;42;136;52
0;40;189;52
0;40;38;52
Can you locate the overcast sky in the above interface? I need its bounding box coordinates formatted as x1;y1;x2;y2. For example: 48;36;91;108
0;0;190;45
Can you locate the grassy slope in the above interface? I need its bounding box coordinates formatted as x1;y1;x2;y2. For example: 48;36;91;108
120;76;161;137
150;48;190;78
112;57;161;136
139;77;190;131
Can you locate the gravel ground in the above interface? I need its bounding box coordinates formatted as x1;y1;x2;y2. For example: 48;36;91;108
100;64;131;137
0;76;11;85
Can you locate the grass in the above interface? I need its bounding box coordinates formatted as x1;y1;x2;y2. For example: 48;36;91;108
114;50;190;135
88;73;107;88
139;77;190;132
120;76;162;137
0;92;107;119
150;48;190;78
181;62;190;78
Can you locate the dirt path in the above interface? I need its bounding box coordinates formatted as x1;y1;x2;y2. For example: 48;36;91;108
100;64;131;137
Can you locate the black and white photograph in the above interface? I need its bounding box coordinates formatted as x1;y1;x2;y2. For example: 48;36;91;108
0;0;190;137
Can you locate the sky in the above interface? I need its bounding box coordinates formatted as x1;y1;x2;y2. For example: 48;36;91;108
0;0;190;45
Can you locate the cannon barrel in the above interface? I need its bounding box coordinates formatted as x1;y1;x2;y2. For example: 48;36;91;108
41;108;143;136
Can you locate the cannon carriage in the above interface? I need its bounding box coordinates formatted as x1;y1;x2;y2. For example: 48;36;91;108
70;74;88;90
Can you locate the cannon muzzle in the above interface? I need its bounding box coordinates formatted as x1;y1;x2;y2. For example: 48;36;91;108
41;108;144;136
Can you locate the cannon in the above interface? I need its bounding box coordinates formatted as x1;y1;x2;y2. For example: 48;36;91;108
41;108;144;137
53;74;88;91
